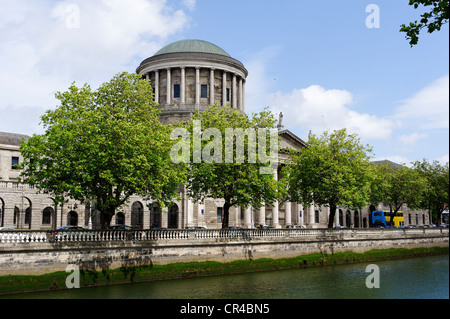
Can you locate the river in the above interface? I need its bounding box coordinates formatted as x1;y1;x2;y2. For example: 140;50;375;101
3;255;448;299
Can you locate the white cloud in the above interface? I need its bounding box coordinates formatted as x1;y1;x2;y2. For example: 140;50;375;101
394;75;449;129
182;0;196;11
244;47;395;141
274;85;396;140
0;0;194;135
398;132;428;146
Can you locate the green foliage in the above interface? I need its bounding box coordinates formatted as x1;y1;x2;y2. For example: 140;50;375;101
185;105;281;228
284;129;374;228
400;0;449;46
413;160;449;223
19;72;186;228
370;161;428;226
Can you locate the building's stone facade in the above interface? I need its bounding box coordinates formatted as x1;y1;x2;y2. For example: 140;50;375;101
0;40;431;230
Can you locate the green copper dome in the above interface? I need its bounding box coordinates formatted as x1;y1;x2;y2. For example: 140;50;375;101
153;39;231;57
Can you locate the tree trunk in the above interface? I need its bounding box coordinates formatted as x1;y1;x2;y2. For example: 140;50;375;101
328;204;337;228
100;206;115;229
222;201;231;229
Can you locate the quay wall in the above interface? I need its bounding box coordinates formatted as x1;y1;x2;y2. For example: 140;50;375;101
0;228;448;276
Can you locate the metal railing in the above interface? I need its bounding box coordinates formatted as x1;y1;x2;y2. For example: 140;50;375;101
0;227;447;244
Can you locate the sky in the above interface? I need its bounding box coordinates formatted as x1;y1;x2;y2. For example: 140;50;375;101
0;0;448;165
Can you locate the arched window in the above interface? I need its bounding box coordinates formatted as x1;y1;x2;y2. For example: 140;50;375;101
354;211;360;228
68;211;78;226
346;210;351;228
151;203;161;229
168;203;179;229
339;209;344;226
42;207;54;225
131;202;144;229
0;198;5;227
116;212;125;225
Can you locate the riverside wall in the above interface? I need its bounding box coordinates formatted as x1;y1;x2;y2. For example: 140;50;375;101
0;228;448;276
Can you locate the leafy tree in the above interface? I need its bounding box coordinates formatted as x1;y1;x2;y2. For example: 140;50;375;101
413;160;449;225
182;105;280;228
19;72;185;229
283;129;374;228
370;161;427;227
400;0;449;46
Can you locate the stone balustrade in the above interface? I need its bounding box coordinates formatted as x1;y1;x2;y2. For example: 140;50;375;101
0;227;448;245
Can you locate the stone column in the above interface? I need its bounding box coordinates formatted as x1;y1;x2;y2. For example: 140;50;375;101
272;168;280;228
242;80;246;112
197;202;204;227
309;205;315;227
154;70;159;104
285;201;291;226
239;77;243;111
258;203;266;227
161;207;168;228
195;67;200;107
298;203;304;226
145;73;149;81
166;68;171;105
180;67;185;104
222;71;227;106
335;208;339;227
210;68;215;105
243;206;252;228
185;196;194;228
232;74;237;109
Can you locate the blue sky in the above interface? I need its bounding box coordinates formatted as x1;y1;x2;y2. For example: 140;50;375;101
0;0;448;165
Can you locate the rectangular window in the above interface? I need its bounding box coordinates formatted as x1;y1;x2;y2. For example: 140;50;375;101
226;88;230;102
11;157;19;169
217;207;223;223
174;84;180;98
201;85;208;98
315;210;319;223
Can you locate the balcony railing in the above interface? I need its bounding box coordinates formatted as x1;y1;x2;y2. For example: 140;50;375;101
0;181;34;189
0;227;447;245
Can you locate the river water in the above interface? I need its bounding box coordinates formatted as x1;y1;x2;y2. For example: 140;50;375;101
4;255;448;299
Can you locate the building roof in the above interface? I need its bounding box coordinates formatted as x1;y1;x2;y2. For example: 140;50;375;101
370;159;404;169
153;39;231;57
0;131;30;146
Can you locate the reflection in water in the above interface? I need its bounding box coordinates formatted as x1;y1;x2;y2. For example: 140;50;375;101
4;255;448;299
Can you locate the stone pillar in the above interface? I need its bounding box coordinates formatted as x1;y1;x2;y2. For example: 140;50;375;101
195;67;200;107
154;70;159;104
285;201;291;226
309;205;315;227
258;203;266;227
161;207;168;228
210;69;215;105
335;208;339;226
145;73;149;81
197;202;204;227
243;206;252;228
232;74;237;109
166;68;171;105
239;77;243;111
180;67;186;104
222;71;227;106
272;168;280;228
242;80;246;112
298;203;303;226
185;196;194;228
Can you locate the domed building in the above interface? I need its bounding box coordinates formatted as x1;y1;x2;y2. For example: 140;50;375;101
136;39;248;123
0;40;431;231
